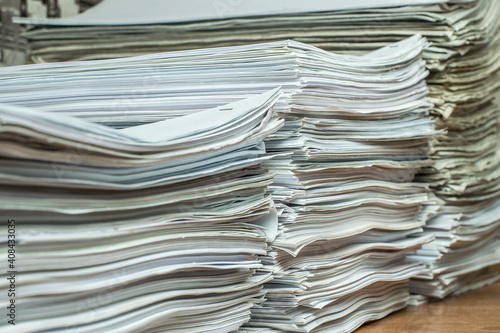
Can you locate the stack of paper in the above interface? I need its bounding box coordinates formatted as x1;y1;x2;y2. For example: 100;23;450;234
0;35;436;331
16;0;500;302
13;0;458;64
0;89;283;333
409;97;500;301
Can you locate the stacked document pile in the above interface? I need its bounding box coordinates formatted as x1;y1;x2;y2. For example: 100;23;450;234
0;36;436;331
409;2;500;300
0;90;283;333
13;0;465;64
241;38;435;332
16;0;500;302
409;98;500;300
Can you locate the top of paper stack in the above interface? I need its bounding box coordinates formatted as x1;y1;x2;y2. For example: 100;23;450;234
14;0;452;25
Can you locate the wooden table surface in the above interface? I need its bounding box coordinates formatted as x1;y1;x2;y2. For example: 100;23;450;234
357;282;500;333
